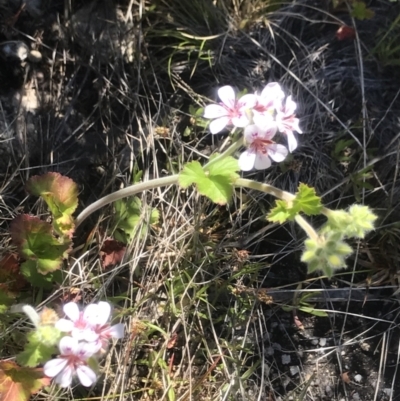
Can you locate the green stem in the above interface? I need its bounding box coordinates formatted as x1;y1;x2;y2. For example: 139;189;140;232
75;175;179;228
234;178;295;202
76;137;244;228
235;178;319;240
203;136;244;169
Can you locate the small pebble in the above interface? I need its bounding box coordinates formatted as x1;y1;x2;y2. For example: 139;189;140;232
311;338;319;345
354;374;362;383
352;392;360;401
28;50;42;63
319;338;327;347
290;365;300;376
383;388;393;397
281;354;291;365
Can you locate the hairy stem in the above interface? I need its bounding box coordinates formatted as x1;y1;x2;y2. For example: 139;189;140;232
75;175;179;228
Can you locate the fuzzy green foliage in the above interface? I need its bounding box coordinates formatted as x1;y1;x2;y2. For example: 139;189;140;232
301;231;353;278
17;327;61;368
268;184;323;223
324;205;377;239
179;155;239;204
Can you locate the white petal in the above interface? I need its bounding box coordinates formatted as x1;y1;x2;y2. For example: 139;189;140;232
76;340;99;358
63;302;80;322
107;323;125;339
254;154;272;170
55;318;74;332
95;302;111;326
269;144;289;162
76;365;97;387
54;366;73;388
243;124;260;143
71;327;99;343
44;358;68;378
209;116;230;134
231;113;250;128
260;82;284;101
83;304;100;324
283;96;297;115
286;131;298;153
218;86;236;109
203;104;227;119
253;112;273;128
238;151;256;171
258;124;277;140
59;336;78;354
237;93;257;109
292;118;302;134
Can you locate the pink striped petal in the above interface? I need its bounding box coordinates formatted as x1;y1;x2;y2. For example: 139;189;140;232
44;358;68;378
204;104;227;119
76;365;97;387
217;86;236;109
209;116;230;134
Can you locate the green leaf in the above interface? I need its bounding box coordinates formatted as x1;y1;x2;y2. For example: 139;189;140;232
351;1;375;20
0;290;16;313
114;197;159;243
267;200;296;223
292;184;323;216
16;342;56;368
26;173;78;235
179;156;239;205
20;261;60;289
11;215;70;275
17;326;61;367
298;306;328;317
268;184;322;224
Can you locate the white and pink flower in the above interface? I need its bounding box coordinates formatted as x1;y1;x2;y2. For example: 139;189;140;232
204;85;256;134
43;336;98;388
56;302;124;351
275;95;302;152
252;82;285;127
55;302;99;342
238;124;288;171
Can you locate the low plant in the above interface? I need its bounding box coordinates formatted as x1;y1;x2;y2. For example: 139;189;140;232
0;82;377;396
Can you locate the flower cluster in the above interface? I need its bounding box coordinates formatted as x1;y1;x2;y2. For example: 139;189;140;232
203;84;302;171
43;301;124;388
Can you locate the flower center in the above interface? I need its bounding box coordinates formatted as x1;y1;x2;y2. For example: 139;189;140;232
250;135;273;154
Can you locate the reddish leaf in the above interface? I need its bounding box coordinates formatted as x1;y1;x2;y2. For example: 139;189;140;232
100;239;126;269
0;253;26;292
11;215;70;274
0;360;50;401
26;172;78;235
336;25;356;41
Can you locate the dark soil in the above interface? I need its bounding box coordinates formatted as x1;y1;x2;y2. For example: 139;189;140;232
0;0;400;400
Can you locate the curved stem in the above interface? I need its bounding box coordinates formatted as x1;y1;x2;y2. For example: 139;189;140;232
235;178;295;202
75;175;179;228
